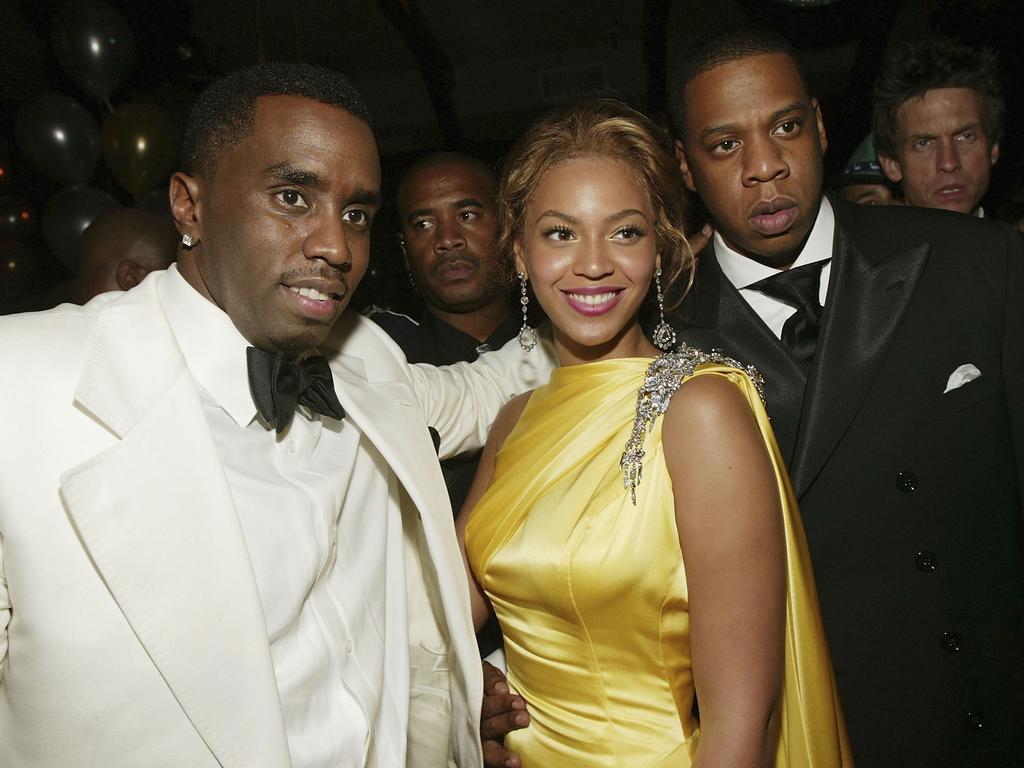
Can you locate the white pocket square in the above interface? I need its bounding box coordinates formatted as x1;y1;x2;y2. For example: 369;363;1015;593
944;364;981;394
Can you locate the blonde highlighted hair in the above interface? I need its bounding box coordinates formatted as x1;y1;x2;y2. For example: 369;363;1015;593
498;99;693;309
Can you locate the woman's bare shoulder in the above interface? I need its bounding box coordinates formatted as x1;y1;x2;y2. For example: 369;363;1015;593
663;370;753;431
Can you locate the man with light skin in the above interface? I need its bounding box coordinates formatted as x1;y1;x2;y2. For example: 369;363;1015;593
0;63;554;768
873;35;1003;216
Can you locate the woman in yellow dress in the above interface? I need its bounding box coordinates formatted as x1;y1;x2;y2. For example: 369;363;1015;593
458;100;852;768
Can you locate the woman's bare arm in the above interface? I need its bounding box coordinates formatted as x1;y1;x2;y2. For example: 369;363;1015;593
663;374;785;768
455;391;533;633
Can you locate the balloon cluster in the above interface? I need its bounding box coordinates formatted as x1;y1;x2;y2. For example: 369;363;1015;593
8;0;186;273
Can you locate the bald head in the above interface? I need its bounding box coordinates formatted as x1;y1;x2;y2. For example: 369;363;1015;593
74;208;178;304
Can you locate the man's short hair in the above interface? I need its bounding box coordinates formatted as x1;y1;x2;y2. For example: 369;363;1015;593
397;151;498;211
181;62;372;177
668;26;801;141
871;36;1003;157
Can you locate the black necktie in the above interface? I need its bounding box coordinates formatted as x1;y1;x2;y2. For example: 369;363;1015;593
750;260;829;363
246;347;345;433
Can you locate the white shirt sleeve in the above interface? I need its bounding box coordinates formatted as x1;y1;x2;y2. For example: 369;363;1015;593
408;330;558;460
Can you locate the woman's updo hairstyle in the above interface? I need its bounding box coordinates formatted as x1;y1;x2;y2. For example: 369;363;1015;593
497;99;693;309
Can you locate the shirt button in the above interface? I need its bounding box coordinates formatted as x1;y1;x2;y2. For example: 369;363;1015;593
915;550;937;572
895;471;918;493
346;639;354;655
941;631;962;653
287;440;297;455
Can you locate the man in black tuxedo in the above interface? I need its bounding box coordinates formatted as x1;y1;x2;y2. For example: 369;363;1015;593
668;28;1024;767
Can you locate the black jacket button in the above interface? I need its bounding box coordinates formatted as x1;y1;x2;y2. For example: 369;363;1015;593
915;550;937;572
941;631;962;653
895;471;918;493
966;711;984;731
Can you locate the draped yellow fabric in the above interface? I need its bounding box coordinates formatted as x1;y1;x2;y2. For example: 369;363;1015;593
465;357;853;767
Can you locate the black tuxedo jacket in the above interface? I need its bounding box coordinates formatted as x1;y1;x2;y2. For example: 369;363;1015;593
671;196;1024;766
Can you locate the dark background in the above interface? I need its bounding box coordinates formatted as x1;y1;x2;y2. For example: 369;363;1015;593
1;0;1021;315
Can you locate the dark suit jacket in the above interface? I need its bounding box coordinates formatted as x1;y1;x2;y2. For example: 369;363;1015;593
671;196;1024;767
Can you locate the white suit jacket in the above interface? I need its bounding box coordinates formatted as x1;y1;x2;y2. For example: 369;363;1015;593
0;271;554;767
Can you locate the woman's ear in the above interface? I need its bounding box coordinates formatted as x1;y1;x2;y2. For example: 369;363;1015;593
513;239;527;278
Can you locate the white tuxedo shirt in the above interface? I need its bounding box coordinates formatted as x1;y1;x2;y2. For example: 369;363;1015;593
715;197;835;339
161;265;395;767
0;269;555;767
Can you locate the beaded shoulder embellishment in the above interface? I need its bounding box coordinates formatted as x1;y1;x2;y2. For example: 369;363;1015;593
619;344;765;505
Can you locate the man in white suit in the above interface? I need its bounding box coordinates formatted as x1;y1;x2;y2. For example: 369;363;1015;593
0;63;549;767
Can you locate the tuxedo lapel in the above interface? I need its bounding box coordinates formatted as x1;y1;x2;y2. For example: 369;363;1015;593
329;355;440;510
329;353;468;615
62;278;291;767
790;214;929;495
325;336;481;734
679;247;808;462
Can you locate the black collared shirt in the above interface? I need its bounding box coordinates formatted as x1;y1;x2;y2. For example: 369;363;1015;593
398;310;521;367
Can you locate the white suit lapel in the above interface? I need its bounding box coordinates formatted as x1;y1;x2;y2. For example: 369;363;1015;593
330;354;472;627
329;346;482;760
62;276;291;768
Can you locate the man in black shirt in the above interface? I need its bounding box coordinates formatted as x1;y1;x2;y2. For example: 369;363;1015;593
383;151;517;512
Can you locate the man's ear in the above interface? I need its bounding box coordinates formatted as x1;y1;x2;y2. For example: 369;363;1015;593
674;139;697;193
877;152;904;184
811;98;828;155
989;140;1001;168
115;260;148;291
169;172;202;244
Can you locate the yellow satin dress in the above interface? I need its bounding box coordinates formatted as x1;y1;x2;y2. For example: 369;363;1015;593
465;352;853;767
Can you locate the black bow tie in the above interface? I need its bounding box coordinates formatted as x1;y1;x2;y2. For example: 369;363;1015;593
246;347;344;433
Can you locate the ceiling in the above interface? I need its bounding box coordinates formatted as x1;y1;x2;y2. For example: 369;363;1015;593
3;0;1019;172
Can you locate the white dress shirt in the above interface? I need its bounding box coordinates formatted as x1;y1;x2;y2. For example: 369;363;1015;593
714;197;836;337
159;265;407;768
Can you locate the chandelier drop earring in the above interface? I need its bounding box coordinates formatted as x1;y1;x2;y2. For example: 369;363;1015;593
181;233;198;249
517;271;537;352
652;264;677;351
399;236;418;293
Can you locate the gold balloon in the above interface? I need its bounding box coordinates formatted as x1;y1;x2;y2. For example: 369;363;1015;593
101;101;179;196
